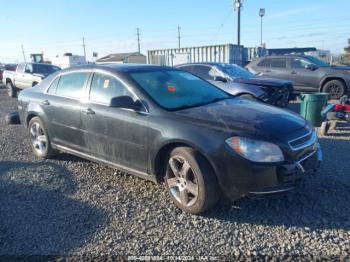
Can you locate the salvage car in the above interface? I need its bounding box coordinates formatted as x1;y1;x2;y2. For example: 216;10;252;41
176;63;293;107
246;55;350;100
4;62;60;97
18;64;322;214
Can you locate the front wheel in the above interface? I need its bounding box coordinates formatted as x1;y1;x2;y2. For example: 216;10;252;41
165;147;219;214
323;80;346;100
6;82;16;98
28;117;57;159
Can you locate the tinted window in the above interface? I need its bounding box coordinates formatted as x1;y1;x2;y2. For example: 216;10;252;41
5;64;17;71
257;58;270;67
219;64;255;78
192;65;212;80
25;64;33;73
270;58;287;68
90;73;135;104
47;76;60;94
129;70;228;110
56;72;89;99
291;58;312;69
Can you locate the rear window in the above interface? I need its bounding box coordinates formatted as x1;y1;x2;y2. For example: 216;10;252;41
56;72;89;99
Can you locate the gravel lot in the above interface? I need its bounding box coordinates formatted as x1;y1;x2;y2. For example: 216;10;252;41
0;89;349;259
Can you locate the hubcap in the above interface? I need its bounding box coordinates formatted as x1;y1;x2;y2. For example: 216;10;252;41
326;84;342;99
166;156;199;207
30;122;47;155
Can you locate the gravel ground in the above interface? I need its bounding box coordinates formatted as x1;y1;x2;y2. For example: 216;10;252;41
0;89;349;260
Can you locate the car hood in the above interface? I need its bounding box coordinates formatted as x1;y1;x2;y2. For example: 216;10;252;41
208;80;266;97
233;77;292;87
174;98;307;139
329;65;350;71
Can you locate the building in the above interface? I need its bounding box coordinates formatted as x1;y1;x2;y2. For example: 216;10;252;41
51;53;86;69
96;52;147;64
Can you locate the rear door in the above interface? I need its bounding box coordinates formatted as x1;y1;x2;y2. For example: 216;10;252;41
81;71;149;172
268;58;290;80
44;71;90;152
287;57;322;91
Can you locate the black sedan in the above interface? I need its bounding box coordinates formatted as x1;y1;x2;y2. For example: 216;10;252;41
18;64;321;214
176;63;294;107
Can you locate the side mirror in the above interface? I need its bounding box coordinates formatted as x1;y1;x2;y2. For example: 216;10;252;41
109;96;143;111
213;76;228;83
305;64;318;71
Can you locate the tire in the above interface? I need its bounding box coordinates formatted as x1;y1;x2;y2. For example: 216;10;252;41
165;147;220;214
275;87;290;108
6;82;16;98
322;80;346;100
28;117;57;159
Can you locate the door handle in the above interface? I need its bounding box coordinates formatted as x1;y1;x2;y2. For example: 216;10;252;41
82;108;95;115
41;100;50;106
291;71;297;74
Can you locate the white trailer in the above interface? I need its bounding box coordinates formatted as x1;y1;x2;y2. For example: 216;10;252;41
51;54;86;69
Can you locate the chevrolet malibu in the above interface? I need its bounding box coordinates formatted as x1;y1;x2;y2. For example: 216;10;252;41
18;65;322;214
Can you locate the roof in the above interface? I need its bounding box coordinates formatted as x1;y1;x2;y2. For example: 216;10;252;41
267;47;317;55
96;52;146;63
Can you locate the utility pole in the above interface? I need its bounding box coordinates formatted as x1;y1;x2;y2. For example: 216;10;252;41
234;0;242;46
137;28;141;53
82;37;87;61
177;26;181;49
21;44;26;62
259;8;265;47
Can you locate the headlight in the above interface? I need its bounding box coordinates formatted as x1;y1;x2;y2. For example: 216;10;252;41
225;137;284;163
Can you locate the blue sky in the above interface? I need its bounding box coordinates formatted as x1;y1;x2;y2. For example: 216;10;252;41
1;0;349;63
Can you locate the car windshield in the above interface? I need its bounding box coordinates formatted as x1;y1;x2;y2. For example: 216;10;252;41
218;63;255;79
129;70;229;110
306;56;330;67
32;64;61;75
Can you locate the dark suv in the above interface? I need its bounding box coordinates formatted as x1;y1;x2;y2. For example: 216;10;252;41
247;55;350;99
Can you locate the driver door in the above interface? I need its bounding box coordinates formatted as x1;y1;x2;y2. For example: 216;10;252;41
81;72;149;172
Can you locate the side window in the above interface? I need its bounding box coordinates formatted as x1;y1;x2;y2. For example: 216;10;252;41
291;58;312;69
25;64;33;73
17;64;25;73
270;58;287;68
257;58;270;67
192;66;211;80
47;76;60;94
89;73;135;105
56;72;89;99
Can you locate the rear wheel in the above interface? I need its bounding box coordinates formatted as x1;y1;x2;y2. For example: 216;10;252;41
322;80;346;100
28;117;57;159
165;147;219;214
6;82;16;98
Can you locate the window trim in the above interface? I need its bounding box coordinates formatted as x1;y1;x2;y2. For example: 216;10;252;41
86;69;149;114
44;70;92;101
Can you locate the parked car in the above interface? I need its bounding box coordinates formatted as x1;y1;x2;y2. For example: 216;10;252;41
176;63;294;108
0;64;16;83
18;64;322;214
3;62;60;97
247;55;350;100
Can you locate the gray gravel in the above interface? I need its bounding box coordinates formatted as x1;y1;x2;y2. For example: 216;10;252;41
0;89;349;259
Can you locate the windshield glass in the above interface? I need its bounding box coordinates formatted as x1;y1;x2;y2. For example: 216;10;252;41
218;64;255;79
129;70;229;110
306;56;329;67
32;64;61;75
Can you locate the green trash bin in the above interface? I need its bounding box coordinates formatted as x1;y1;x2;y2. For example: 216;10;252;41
300;93;329;127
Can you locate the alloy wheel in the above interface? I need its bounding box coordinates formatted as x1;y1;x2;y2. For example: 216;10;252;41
166;156;199;207
30;122;48;155
326;83;342;99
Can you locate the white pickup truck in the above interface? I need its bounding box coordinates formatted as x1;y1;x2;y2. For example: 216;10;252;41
3;62;60;97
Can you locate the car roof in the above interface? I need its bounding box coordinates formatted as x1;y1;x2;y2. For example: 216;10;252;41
60;63;174;73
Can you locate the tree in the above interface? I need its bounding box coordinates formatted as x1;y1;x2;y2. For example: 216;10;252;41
342;40;350;65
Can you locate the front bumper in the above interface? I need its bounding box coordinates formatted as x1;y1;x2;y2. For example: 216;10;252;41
211;143;322;201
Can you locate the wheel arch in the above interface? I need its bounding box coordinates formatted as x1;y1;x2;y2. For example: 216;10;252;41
320;76;348;92
152;140;217;183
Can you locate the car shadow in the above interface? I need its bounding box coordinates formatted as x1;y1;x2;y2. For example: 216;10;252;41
0;161;106;255
205;136;350;231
